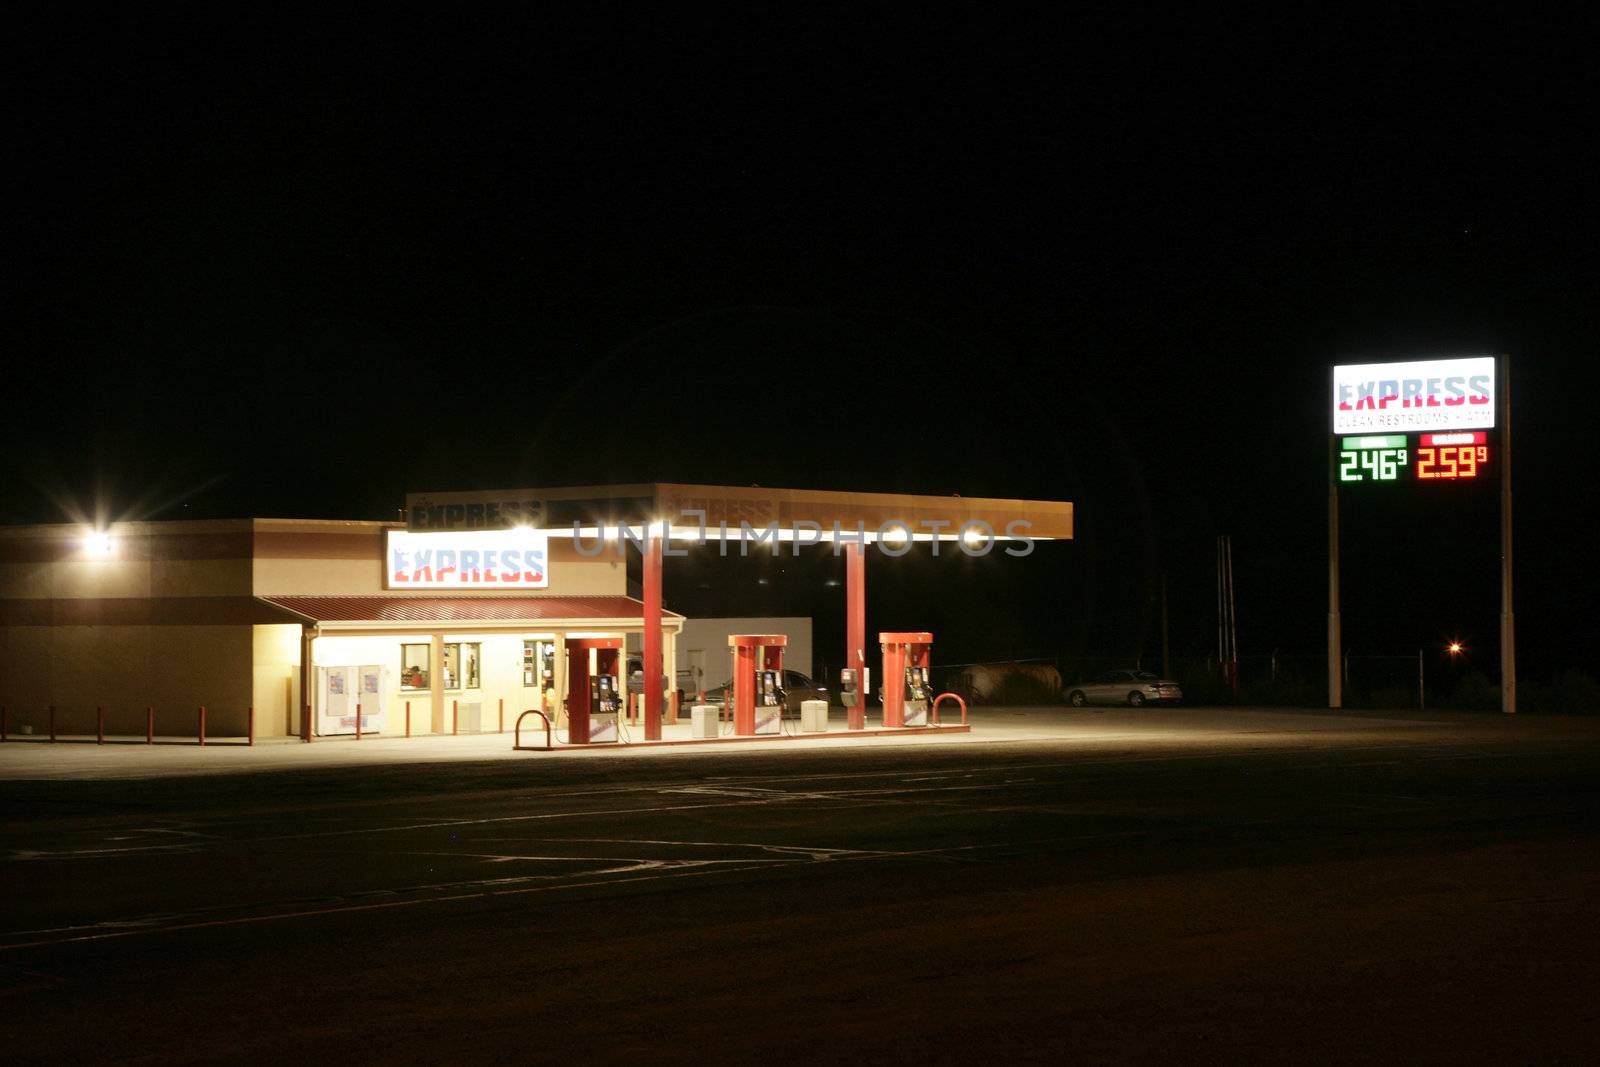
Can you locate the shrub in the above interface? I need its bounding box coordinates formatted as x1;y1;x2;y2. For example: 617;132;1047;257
1444;671;1501;712
1524;670;1600;714
992;671;1065;705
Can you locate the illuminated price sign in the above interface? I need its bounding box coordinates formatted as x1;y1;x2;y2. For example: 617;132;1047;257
1339;435;1408;482
1416;432;1490;480
1339;432;1494;483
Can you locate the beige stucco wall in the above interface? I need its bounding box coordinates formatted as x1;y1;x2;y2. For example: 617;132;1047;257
0;623;253;737
0;522;260;737
251;520;627;597
252;624;302;738
0;522;254;600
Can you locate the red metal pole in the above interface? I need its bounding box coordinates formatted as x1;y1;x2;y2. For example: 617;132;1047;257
733;642;755;735
405;700;411;738
355;702;363;741
643;526;664;740
97;705;104;745
846;540;866;730
452;699;458;736
247;706;254;746
302;703;312;742
882;641;904;728
147;706;154;744
49;705;56;742
198;706;206;746
498;697;504;734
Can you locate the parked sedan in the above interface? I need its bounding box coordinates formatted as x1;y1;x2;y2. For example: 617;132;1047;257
1065;670;1183;707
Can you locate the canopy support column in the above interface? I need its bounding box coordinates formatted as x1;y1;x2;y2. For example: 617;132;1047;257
846;540;866;730
643;526;663;740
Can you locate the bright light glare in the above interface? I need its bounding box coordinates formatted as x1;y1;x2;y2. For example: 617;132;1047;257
85;530;113;557
881;527;909;545
961;527;989;547
1448;642;1463;654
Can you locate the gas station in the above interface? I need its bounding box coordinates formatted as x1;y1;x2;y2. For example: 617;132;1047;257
480;482;1074;749
0;482;1074;752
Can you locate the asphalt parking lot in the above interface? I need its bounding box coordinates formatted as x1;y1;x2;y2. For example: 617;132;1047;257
3;705;1598;1064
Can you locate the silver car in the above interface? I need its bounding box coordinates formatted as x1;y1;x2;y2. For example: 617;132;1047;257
1066;670;1183;707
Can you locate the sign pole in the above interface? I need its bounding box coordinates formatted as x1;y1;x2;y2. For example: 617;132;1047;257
1328;418;1343;709
1500;354;1516;714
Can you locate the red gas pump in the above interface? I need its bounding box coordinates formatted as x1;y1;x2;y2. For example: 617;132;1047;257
566;637;623;744
880;632;933;728
728;634;787;736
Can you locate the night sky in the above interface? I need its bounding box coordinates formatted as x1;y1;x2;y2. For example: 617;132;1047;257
8;10;1597;681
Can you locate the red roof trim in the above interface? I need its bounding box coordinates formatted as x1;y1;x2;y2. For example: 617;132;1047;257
256;594;681;624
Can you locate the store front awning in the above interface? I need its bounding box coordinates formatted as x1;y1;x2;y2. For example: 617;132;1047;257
257;594;682;632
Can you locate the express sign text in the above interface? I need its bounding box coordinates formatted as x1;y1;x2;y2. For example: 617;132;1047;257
1332;356;1496;435
385;529;550;589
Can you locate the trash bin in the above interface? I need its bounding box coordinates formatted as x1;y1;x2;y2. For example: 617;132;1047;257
690;705;719;739
800;699;829;733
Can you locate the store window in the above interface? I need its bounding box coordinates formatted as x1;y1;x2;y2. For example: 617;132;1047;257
400;644;430;691
442;643;481;691
523;640;555;687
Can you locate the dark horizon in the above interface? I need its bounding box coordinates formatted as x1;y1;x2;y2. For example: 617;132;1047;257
8;10;1596;681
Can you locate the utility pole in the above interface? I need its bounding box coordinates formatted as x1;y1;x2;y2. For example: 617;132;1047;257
1161;572;1170;679
1328;413;1342;709
1500;354;1516;713
1217;535;1239;698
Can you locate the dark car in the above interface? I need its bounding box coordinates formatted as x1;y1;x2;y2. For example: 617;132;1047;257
697;669;829;715
627;661;699;703
1065;670;1183;707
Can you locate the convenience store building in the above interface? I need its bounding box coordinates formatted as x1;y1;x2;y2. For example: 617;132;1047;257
0;483;1073;742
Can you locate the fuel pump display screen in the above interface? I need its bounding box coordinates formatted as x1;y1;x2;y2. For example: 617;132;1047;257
1416;432;1490;479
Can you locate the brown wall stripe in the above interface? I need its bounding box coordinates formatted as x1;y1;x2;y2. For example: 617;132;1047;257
0;597;302;627
0;531;255;565
252;531;386;560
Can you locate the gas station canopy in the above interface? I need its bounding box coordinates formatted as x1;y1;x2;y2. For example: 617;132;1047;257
406;482;1075;540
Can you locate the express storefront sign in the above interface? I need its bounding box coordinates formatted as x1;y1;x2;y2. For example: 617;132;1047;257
1332;356;1496;435
385;529;549;588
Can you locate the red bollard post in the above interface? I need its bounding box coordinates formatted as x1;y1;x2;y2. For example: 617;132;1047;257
452;699;459;736
50;705;56;742
302;703;312;743
498;698;504;734
355;702;363;741
97;705;104;745
147;706;154;744
198;705;207;747
247;706;254;746
405;700;411;738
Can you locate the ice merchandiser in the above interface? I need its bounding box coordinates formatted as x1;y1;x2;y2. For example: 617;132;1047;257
565;637;623;744
316;664;387;736
728;634;788;736
879;632;933;728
